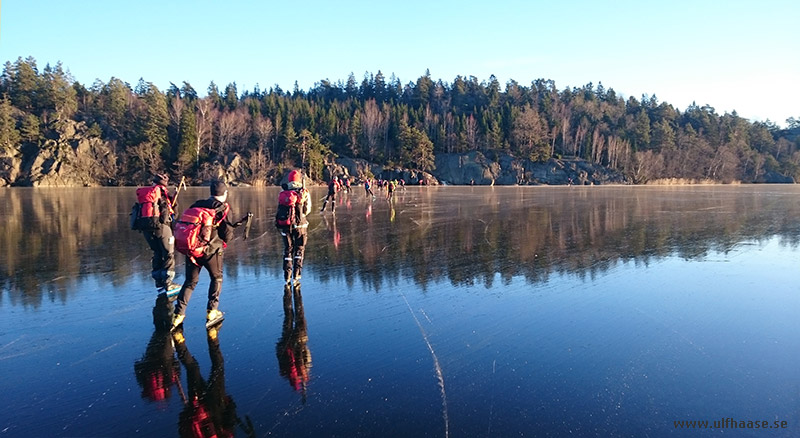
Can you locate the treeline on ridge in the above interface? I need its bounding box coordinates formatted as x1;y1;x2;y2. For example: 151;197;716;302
0;55;798;186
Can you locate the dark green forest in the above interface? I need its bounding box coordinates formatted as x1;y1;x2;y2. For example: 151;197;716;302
1;56;798;185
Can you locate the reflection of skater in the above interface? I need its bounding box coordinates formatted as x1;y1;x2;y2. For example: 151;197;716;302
171;327;254;438
277;170;312;285
320;176;339;212
276;283;312;403
322;213;341;250
172;181;235;330
134;294;180;404
133;173;181;293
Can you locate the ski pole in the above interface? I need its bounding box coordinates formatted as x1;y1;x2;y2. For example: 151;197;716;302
172;176;187;204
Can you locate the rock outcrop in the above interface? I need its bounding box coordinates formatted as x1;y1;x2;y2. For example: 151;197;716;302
0;152;22;187
434;151;628;185
6;120;117;187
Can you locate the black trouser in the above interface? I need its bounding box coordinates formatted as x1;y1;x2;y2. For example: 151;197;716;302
320;193;336;211
281;228;307;280
142;223;176;288
174;252;224;316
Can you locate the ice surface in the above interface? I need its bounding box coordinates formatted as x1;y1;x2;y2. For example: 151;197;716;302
1;185;799;437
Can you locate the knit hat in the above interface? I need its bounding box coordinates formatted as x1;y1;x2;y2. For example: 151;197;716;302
288;170;302;183
210;180;228;196
287;170;303;189
152;173;169;186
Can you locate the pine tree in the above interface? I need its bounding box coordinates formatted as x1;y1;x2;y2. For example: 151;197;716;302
141;83;169;154
398;122;435;171
9;57;40;113
177;103;198;169
224;83;238;111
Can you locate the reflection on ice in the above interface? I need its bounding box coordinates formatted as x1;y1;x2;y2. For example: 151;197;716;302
2;186;800;437
3;186;800;300
276;283;311;403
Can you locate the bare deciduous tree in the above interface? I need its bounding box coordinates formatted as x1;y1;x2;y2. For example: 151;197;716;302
464;115;478;152
195;99;214;163
361;99;385;160
217;107;250;157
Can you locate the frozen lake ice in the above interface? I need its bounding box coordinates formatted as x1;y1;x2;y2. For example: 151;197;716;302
1;185;799;437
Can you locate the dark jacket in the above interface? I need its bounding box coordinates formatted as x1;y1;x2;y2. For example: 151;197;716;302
189;197;234;254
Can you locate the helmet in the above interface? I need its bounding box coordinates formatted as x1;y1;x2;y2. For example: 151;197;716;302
152;173;169;186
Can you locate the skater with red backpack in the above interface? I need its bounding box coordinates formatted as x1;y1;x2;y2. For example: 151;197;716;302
276;170;312;285
171;180;251;331
132;173;182;295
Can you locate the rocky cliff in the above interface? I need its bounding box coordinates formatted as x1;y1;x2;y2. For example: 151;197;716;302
1;120;117;187
434;151;628;185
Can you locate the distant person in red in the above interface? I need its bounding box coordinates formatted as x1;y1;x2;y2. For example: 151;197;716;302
320;176;339;213
343;176;351;193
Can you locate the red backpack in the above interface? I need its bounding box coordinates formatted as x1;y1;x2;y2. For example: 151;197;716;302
275;190;300;228
132;186;167;230
174;205;229;261
136;186;162;218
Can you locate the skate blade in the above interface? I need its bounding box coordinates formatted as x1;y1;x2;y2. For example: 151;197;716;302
206;313;225;329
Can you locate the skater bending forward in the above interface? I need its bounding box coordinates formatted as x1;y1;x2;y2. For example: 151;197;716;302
172;181;235;330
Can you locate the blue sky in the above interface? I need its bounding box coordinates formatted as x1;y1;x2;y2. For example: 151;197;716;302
1;0;797;125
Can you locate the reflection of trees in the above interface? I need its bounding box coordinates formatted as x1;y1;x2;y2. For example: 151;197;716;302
310;187;800;289
3;187;800;304
0;188;145;307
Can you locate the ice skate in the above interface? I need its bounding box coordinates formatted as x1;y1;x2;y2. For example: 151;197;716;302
206;309;225;329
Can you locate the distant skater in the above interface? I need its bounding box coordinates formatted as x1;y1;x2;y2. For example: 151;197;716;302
364;178;374;198
320;176;339;213
386;179;395;201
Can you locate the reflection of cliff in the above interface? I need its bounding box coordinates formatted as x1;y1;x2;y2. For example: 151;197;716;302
0;188;146;306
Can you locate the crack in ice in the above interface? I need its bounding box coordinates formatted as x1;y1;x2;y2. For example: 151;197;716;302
400;292;449;438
